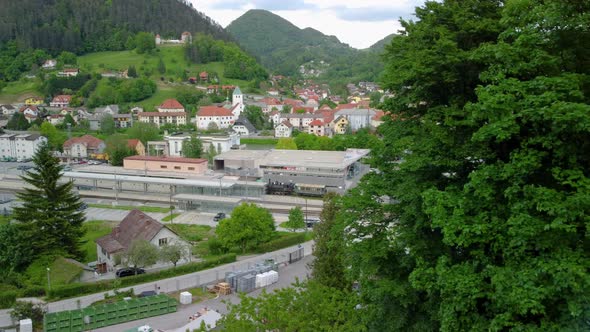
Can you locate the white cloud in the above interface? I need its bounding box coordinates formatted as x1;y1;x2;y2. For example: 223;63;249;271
192;0;425;49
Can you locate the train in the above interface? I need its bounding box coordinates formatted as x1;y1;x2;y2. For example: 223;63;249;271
265;180;327;197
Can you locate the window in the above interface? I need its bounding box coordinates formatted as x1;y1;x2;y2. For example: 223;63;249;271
188;167;195;171
174;166;181;170
159;238;168;246
160;165;167;169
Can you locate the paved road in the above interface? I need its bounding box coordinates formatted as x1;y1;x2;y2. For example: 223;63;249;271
94;255;314;332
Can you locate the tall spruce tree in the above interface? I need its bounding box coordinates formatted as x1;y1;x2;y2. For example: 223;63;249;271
13;143;86;261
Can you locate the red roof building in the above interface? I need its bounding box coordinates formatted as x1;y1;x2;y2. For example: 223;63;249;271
158;99;184;111
197;106;234;117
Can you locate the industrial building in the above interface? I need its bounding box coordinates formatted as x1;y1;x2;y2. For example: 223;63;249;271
214;148;370;193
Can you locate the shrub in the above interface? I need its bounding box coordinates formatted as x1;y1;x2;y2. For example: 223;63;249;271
256;233;306;253
0;290;17;309
21;285;46;297
207;237;227;255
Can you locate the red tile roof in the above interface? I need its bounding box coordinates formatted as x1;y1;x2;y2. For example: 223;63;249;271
159;99;184;110
334;103;358;111
124;155;207;164
63;135;104;149
197;106;234;117
261;97;281;105
138;112;187;117
280;120;293;128
309;119;324;126
52;95;72;103
19;105;38;112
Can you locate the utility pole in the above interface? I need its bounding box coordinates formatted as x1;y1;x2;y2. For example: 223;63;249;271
46;267;51;291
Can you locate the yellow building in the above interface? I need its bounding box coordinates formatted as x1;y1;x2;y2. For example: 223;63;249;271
331;115;349;135
24;97;43;106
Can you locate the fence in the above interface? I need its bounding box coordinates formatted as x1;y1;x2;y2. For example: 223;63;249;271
43;295;176;332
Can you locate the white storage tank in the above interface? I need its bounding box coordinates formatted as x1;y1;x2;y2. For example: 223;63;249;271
180;291;192;305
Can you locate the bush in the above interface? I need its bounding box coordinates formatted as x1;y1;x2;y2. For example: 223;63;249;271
256;233;306;253
47;254;237;300
0;290;17;309
21;285;46;297
208;237;227;255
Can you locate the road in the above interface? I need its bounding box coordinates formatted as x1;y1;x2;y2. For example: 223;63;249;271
93;255;313;332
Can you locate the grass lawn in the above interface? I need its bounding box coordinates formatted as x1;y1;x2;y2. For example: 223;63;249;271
167;224;214;242
135;84;179;111
88;203;171;213
26;256;84;286
169;287;215;303
0;79;40;103
241;138;279;145
162;213;181;222
82;220;116;263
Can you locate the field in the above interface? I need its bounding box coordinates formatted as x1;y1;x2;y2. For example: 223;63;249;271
0;79;40;104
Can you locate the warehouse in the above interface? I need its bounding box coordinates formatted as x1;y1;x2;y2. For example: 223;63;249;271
214;148;370;193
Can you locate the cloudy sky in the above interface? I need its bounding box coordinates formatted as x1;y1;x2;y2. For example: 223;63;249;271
189;0;426;49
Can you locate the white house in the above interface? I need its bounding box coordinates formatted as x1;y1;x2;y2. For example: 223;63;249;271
138;112;187;128
50;95;72;108
164;132;240;157
42;59;57;70
157;99;185;113
57;68;79;77
268;110;281;126
274;121;293;138
0;133;47;161
19;105;39;123
63;135;106;159
196;106;235;129
232;87;244;119
1;104;16;116
95;210;190;272
232;116;257;136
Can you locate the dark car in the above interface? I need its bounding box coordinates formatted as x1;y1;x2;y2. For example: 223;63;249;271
17;165;33;171
305;218;320;228
115;267;145;278
77;203;88;211
213;212;226;222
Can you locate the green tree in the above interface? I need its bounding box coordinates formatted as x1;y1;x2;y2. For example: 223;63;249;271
57;51;77;66
13;143;86;261
157;57;166;75
135;32;156;54
127;65;137;78
10;301;46;331
63;113;76;128
205;144;217;166
275;138;297;150
310;193;346;289
105;134;136;166
182;134;203;158
243;105;266;130
100;114;116;135
6;113;30;130
127;122;160;146
284;207;305;232
0;223;34;272
124;240;159;270
221;281;364;331
159;242;188;267
215;203;275;253
40;122;67;151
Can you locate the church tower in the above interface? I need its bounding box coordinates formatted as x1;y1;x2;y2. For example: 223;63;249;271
232;86;244;119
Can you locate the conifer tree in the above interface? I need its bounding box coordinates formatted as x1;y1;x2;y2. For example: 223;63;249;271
13;143;86;260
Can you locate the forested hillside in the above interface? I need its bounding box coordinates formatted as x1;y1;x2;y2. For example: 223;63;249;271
0;0;231;54
227;9;387;85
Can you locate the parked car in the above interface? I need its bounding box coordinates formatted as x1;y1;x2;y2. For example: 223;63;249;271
63;165;72;171
305;218;320;228
77;203;88;211
116;267;145;278
17;165;33;171
213;212;226;222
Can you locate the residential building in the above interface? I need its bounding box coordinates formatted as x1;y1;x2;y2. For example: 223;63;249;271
335;108;376;131
50;95;72;108
24;97;44;106
232;116;257;136
308;119;326;136
371;110;386;128
259;97;283;114
155;34;161;45
274;121;293;138
157;99;185;113
48;114;65;125
63;135;106;159
113;113;133;128
279;113;319;130
95;210;190;272
42;59;57;69
181;31;192;43
196;106;235;129
0;133;47;161
1;104;16;116
199;71;209;81
127;139;146;156
19;105;39;123
331;115;349;135
268;110;281;126
138;112;187;128
58;68;79;77
123;155;208;175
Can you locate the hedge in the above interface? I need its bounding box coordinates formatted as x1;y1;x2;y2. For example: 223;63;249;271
0;290;18;309
255;233;306;253
47;254;236;301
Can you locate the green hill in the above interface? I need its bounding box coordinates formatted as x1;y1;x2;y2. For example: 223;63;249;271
366;34;397;52
227;9;392;86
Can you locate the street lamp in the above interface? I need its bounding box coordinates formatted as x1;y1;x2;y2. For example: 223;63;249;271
46;267;51;291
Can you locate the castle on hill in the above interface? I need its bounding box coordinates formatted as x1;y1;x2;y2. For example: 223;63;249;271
155;31;192;45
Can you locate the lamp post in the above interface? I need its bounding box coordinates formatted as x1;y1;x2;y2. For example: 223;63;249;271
46;267;51;291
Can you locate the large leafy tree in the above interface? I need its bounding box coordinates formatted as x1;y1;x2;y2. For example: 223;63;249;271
215;203;275;253
284;206;305;232
340;0;590;331
182;134;203;158
13;143;86;261
127;122;161;146
105;134;136;166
